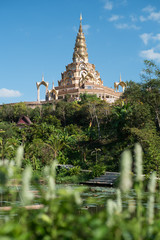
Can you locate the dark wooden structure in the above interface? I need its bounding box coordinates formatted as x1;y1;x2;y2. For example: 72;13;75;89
81;172;120;187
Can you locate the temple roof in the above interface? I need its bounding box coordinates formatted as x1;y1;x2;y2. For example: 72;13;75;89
17;115;32;126
72;15;88;63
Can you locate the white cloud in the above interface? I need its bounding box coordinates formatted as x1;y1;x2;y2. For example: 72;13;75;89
0;88;22;98
149;33;160;41
140;48;160;62
118;0;127;6
140;33;160;45
148;11;160;22
140;5;160;23
139;16;147;22
130;15;137;22
104;0;127;10
142;5;155;13
140;33;153;45
108;14;123;22
82;24;90;34
115;23;128;29
104;0;113;10
115;23;140;30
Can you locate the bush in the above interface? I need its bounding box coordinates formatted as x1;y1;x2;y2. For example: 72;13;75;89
91;164;106;178
68;166;81;176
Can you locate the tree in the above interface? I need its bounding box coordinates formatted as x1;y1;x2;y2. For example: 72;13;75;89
0;122;20;161
46;134;64;159
141;60;160;129
25;138;55;167
13;103;29;122
55;100;80;126
131;125;160;175
0;105;14;122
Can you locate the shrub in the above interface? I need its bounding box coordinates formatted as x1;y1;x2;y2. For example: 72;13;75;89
91;164;106;177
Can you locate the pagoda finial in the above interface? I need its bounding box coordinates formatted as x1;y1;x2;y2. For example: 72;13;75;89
79;13;83;33
52;81;54;89
80;13;82;22
119;73;121;82
72;15;88;63
42;74;44;82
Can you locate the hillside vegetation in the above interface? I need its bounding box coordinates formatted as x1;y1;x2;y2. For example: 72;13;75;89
0;60;160;175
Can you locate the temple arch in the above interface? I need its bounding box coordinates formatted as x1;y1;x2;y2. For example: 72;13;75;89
49;88;58;100
114;74;126;93
114;82;119;92
36;75;49;102
118;81;126;92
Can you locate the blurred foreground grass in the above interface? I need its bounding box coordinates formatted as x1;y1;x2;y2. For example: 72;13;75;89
0;144;159;239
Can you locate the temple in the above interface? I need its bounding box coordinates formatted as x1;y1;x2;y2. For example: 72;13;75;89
36;15;126;103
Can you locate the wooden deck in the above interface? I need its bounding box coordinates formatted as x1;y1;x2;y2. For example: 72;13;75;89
81;172;120;187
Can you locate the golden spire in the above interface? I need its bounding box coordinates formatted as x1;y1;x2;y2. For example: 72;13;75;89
79;13;83;32
80;13;82;22
119;73;121;82
72;15;88;63
52;81;54;89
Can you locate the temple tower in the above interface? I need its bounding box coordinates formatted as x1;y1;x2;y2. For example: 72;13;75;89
73;14;88;63
37;15;122;103
57;15;102;93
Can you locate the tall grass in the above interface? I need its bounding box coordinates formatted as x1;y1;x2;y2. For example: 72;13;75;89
0;144;159;239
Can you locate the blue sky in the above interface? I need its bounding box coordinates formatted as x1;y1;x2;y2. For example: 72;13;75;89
0;0;160;104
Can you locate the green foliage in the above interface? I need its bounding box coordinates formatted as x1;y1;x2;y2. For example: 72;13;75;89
67;166;81;176
25;138;55;167
131;126;160;175
13;102;29;122
79;93;101;104
0;102;31;123
29;106;41;122
0;104;15;122
0;144;160;239
0;60;160;173
65;124;83;135
91;164;106;178
0;122;20;160
42;115;61;127
56;166;81;184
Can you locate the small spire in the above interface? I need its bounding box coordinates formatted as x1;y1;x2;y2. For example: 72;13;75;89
72;14;88;63
80;13;82;22
52;81;54;89
119;73;121;82
79;14;83;33
42;74;44;82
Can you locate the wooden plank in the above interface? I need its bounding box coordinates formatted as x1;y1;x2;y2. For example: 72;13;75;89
81;172;119;186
